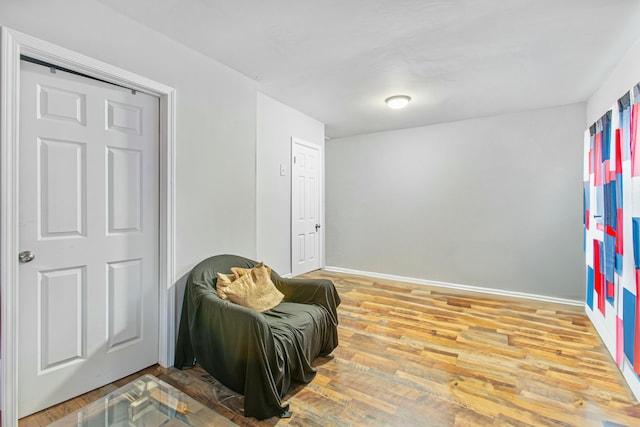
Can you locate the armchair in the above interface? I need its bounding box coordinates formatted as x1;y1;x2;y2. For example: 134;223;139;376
174;254;340;419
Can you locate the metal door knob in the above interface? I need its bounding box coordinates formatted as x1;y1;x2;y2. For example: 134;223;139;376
315;224;321;231
19;251;35;263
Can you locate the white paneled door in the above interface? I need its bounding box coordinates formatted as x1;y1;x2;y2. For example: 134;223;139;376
291;139;322;276
17;60;159;417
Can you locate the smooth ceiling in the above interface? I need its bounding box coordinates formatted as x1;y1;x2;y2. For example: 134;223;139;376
99;0;640;138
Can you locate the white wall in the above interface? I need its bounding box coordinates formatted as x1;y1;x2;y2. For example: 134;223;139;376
0;0;259;278
587;35;640;124
326;103;586;300
256;93;325;275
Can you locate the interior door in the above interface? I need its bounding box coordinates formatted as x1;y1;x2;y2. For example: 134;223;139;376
17;60;159;417
291;138;322;276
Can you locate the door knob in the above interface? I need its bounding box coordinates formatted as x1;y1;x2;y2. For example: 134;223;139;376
315;224;321;231
19;251;35;263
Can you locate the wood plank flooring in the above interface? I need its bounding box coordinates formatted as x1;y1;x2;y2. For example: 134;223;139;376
18;270;640;426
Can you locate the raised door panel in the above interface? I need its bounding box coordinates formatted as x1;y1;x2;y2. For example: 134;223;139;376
38;267;86;371
106;100;142;135
107;147;142;234
38;138;87;239
306;176;317;222
306;232;316;262
107;259;143;350
38;84;86;126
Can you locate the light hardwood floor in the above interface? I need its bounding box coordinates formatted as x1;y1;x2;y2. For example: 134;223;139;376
18;270;640;426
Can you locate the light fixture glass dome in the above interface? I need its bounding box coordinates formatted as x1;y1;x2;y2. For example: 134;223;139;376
385;95;411;109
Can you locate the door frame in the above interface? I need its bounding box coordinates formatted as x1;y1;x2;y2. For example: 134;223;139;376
1;27;176;427
290;137;324;276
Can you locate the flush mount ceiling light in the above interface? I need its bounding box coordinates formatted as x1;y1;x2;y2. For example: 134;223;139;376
385;95;411;109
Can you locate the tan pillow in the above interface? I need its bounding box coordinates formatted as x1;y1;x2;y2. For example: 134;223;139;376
216;264;283;312
215;273;236;300
231;262;272;279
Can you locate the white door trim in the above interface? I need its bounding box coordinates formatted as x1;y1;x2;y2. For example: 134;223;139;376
0;27;176;427
290;137;324;274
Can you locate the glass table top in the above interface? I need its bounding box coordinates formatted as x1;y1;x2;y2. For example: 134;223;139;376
49;374;236;427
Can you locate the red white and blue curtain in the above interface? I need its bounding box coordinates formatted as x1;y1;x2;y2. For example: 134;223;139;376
585;83;640;399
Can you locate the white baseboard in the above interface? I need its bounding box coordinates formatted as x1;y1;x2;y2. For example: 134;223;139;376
621;359;640;401
281;273;293;279
323;266;583;307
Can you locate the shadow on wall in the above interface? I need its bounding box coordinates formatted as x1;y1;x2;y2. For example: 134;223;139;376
174;271;190;356
1;292;2;409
